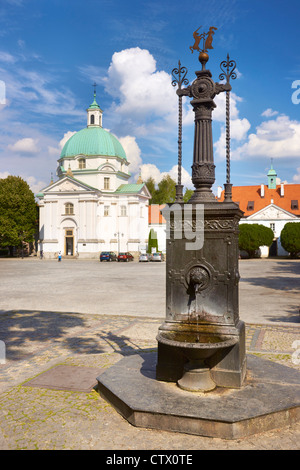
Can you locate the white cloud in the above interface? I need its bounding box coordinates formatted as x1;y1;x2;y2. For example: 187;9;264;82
293;168;300;182
261;108;278;118
48;131;76;156
119;135;142;175
8;137;40;154
59;131;76;149
234;114;300;159
214;92;242;122
140;162;193;189
24;175;48;194
0;51;16;63
105;48;179;131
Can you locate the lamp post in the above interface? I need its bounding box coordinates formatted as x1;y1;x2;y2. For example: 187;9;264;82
114;232;124;254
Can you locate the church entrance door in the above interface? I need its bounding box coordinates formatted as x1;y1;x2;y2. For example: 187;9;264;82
65;229;74;256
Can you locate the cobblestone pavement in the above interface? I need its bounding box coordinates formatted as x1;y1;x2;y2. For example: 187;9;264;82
0;310;299;450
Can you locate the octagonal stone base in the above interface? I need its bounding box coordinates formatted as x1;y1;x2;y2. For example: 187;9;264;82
96;353;300;440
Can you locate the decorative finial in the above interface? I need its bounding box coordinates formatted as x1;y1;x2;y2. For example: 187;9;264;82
137;169;143;184
66;164;73;178
92;82;97;97
189;26;218;69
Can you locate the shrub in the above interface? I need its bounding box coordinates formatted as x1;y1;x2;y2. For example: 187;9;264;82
239;223;274;258
280;222;300;258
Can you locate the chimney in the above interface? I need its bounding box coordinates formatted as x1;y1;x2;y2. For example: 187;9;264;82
217;186;222;199
280;183;284;197
260;184;265;198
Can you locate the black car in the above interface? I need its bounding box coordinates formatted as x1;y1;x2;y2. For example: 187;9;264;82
100;251;117;262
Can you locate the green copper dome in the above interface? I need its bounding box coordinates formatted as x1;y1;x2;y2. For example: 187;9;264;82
60;126;127;160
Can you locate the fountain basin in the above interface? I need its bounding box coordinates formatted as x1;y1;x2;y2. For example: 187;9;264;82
157;331;238;360
156;331;238;392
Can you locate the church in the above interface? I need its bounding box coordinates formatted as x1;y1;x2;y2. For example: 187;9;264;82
37;92;151;259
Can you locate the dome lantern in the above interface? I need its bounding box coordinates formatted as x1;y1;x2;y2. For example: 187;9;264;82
87;85;103;128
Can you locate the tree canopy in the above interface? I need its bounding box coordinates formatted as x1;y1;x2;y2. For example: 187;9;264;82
144;175;193;204
0;176;37;253
280;222;300;258
238;223;274;258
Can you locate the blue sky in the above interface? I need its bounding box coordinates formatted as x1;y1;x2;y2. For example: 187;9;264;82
0;0;300;195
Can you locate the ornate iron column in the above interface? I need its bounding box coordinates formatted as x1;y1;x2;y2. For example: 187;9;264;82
219;54;237;202
177;50;231;202
172;61;189;202
156;27;246;392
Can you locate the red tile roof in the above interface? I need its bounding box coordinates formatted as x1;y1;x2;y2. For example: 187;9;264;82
218;184;300;217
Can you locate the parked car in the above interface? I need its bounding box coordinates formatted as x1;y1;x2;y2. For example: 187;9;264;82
100;251;117;262
118;252;134;262
139;253;149;262
150;252;164;262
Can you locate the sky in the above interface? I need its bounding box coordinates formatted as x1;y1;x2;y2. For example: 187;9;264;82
0;0;300;196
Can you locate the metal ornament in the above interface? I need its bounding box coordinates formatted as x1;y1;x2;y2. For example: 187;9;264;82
172;61;189;202
219;54;237;201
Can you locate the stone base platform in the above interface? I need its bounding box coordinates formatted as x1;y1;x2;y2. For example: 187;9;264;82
97;352;300;440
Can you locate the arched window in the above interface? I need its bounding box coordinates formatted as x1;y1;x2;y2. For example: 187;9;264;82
78;158;86;169
90;114;95;125
65;203;74;215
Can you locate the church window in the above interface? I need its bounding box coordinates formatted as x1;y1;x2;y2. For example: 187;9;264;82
90;114;95;125
78;158;86;169
270;223;275;232
104;205;110;216
65;203;74;215
104;177;110;190
121;205;127;217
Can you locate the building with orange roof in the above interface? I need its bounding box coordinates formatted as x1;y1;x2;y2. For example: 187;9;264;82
217;163;300;256
147;164;299;257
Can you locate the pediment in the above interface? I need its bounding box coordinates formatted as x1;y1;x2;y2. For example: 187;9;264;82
140;185;151;198
43;176;97;194
247;204;297;220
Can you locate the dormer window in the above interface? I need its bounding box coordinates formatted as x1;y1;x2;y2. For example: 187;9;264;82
78;158;86;169
291;200;299;210
247;201;254;211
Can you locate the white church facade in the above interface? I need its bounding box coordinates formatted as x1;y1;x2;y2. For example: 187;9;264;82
37;93;151;259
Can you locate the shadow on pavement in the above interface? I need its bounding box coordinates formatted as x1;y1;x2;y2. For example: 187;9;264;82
0;309;107;360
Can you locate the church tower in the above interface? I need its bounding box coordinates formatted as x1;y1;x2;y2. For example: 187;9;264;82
87;88;103;127
267;160;277;189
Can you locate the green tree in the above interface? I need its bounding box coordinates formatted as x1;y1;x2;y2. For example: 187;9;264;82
144;177;156;205
280;222;300;258
0;176;37;256
183;188;194;202
147;228;158;254
153;175;176;204
238;223;274;258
